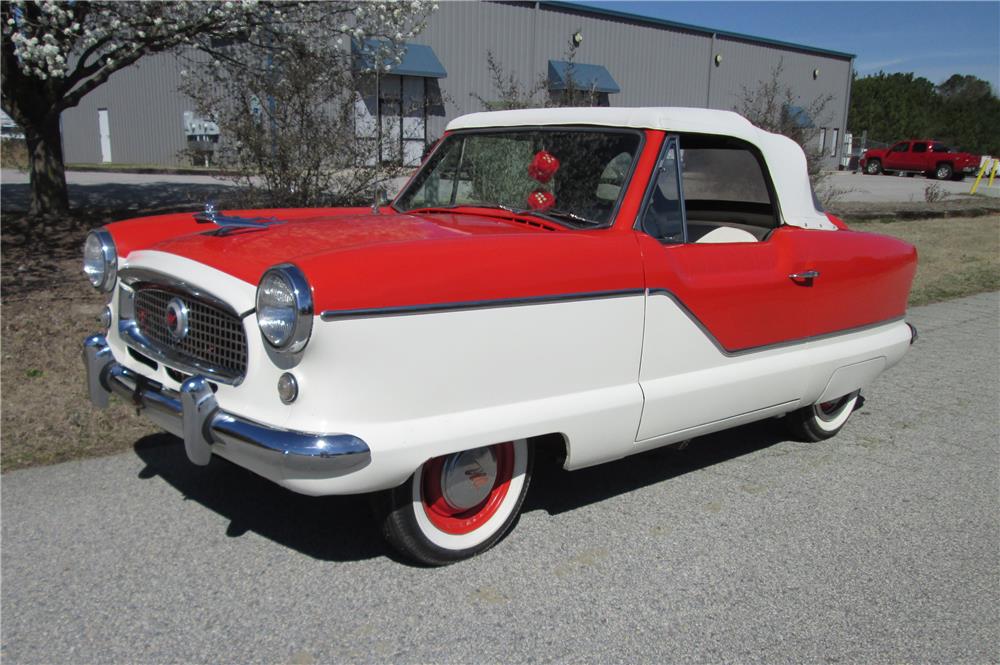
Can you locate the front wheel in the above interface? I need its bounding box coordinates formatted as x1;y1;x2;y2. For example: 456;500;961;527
376;439;533;565
785;391;861;442
865;159;882;175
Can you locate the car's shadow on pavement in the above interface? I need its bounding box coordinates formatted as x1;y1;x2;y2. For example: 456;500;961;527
525;418;789;515
133;434;388;562
133;418;791;563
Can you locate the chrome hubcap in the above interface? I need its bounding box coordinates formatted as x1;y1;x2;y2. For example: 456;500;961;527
440;447;498;510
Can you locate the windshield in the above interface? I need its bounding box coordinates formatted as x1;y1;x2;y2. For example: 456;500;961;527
395;128;643;227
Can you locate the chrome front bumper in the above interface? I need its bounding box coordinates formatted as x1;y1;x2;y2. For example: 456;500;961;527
83;334;371;474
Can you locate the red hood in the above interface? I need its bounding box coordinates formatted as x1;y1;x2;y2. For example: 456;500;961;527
112;208;541;284
107;207;646;313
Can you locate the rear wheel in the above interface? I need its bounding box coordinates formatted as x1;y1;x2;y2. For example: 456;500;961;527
376;440;533;565
785;391;861;442
865;159;882;175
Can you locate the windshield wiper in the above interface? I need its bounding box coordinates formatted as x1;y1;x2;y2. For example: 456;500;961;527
524;207;602;227
406;203;601;228
406;203;521;215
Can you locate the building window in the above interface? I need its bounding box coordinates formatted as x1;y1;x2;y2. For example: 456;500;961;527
355;75;428;168
352;39;446;168
830;128;839;157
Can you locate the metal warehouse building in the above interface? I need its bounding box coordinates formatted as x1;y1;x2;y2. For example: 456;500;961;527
60;1;854;169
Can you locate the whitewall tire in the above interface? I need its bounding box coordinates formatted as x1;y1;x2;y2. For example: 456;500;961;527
376;439;533;565
785;391;861;442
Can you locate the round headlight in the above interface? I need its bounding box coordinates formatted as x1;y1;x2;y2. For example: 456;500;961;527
83;229;117;292
255;264;313;353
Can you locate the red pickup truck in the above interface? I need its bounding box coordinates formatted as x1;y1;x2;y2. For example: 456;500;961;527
859;140;980;180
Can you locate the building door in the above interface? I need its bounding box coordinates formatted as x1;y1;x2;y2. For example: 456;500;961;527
97;108;112;163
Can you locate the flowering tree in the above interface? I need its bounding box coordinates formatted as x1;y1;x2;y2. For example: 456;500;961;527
180;1;434;207
1;0;269;217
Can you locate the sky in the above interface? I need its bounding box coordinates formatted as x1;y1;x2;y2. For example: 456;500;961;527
571;1;1000;92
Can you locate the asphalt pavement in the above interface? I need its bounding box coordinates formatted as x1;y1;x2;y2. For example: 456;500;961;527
2;292;999;663
826;169;1000;202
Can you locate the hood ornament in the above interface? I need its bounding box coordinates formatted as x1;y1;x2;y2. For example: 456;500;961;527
194;202;282;235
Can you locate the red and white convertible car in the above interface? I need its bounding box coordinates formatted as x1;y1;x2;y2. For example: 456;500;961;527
83;108;917;564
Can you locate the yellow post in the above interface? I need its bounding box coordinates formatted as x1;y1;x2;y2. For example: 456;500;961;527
989;159;998;188
969;161;989;194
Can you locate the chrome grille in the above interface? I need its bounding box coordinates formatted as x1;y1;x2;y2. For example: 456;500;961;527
133;288;247;378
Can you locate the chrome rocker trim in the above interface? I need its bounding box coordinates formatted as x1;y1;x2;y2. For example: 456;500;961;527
83;334;371;474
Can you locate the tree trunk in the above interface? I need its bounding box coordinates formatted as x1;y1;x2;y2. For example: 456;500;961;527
23;113;70;217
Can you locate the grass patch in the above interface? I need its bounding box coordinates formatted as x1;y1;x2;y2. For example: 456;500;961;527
850;215;1000;306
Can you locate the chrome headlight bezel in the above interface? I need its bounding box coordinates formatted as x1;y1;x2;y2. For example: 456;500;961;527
83;229;117;292
255;264;313;354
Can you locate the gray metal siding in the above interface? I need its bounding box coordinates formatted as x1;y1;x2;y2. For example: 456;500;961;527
709;36;851;149
58;2;853;167
62;53;192;166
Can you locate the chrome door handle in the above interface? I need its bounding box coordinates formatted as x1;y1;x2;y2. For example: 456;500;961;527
789;270;820;280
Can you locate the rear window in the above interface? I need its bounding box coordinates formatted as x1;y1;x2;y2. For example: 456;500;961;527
680;148;771;204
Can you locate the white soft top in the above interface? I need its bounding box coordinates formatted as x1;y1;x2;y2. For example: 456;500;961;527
447;107;834;230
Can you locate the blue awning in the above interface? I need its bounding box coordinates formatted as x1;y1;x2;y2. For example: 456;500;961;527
547;60;620;94
353;39;447;78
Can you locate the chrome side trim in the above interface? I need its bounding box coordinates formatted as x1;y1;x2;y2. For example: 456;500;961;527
84;336;371;474
118;268;242;317
646;288;906;357
118;319;244;386
320;289;646;321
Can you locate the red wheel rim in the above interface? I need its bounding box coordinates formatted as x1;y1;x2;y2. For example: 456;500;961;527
818;399;842;415
421;442;514;535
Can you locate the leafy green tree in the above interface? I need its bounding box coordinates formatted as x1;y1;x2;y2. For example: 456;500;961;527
934;75;1000;155
848;72;939;142
849;72;999;155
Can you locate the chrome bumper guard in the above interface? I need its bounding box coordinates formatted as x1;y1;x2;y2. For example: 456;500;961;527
83;334;371;473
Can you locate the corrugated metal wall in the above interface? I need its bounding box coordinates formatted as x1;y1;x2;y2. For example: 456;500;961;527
60;1;852;168
62;53;195;166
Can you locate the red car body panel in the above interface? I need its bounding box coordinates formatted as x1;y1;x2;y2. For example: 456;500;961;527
636;226;916;352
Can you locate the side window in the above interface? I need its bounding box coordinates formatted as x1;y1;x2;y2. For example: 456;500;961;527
913;142;928;153
639;138;685;244
932;143;949;153
891;142;909;153
638;133;775;245
596;151;632;203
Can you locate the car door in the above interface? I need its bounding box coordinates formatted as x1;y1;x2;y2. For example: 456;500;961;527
883;141;910;170
633;135;818;440
907;141;929;171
